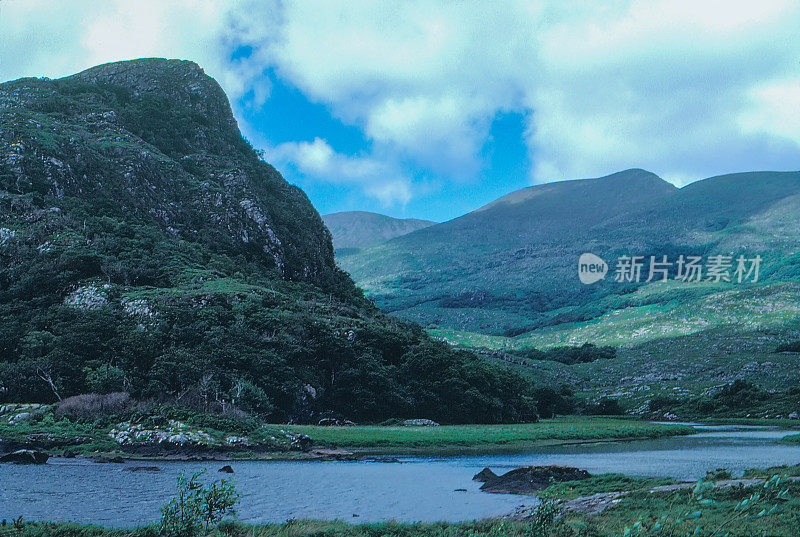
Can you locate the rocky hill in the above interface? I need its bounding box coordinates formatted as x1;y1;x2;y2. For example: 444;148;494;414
0;59;537;424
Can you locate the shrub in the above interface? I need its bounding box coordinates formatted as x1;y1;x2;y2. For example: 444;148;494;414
584;397;625;416
54;392;132;421
160;471;239;537
232;380;274;418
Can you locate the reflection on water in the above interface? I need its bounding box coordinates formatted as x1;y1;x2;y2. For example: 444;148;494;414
1;426;799;526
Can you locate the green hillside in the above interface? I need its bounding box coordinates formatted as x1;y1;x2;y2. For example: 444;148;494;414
339;169;800;401
323;210;435;252
0;58;539;424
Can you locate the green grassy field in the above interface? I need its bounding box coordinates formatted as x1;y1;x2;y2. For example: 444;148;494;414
284;418;695;450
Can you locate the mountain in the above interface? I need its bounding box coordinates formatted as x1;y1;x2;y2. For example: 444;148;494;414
339;169;800;403
0;58;538;424
323;211;435;251
341;169;680;333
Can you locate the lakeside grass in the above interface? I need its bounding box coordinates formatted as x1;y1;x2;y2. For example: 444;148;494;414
780;433;800;444
284;417;695;450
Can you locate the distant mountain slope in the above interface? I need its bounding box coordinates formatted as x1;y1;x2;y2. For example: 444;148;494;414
341;169;680;332
0;58;538;424
323;211;435;251
340;169;800;336
340;168;800;400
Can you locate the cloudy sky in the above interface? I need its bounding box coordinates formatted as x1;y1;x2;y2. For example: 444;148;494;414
1;0;799;221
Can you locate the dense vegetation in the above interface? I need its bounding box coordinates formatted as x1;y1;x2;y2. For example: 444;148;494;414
648;380;800;419
507;344;616;365
0;59;539;424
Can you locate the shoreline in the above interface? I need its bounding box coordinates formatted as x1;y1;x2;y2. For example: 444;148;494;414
5;433;700;464
0;418;698;463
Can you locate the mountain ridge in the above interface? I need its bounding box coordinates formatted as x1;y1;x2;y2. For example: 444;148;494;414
323;210;435;251
337;167;800;402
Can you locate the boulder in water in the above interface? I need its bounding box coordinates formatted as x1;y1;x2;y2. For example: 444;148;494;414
480;465;591;494
473;467;499;482
0;449;49;464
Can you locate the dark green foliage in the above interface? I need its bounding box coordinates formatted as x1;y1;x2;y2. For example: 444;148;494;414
0;59;540;424
775;340;800;352
510;344;616;366
583;397;625;416
650;381;800;419
531;386;577;418
159;472;239;537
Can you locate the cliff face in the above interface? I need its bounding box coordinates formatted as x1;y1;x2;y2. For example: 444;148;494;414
0;58;343;288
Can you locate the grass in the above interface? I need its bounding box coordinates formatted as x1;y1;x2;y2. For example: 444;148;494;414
283;418;695;451
780;434;800;444
1;409;693;458
5;477;800;537
539;473;675;500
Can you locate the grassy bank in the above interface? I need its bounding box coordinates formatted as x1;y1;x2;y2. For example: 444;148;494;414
780;433;800;444
1;406;695;459
285;418;695;451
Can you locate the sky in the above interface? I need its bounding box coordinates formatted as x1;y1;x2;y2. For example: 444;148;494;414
1;0;799;222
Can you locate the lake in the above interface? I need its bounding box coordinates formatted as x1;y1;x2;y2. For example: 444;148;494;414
1;425;799;526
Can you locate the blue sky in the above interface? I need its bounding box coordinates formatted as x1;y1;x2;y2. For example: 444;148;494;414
238;66;532;220
2;1;800;222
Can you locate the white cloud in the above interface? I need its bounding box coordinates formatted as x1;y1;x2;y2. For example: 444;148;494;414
267;138;413;206
0;0;267;103
739;79;800;146
1;0;800;204
527;0;800;183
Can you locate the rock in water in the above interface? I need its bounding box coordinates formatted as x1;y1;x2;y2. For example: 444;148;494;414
124;466;161;472
480;465;591;494
218;465;234;473
473;467;499;482
0;449;49;464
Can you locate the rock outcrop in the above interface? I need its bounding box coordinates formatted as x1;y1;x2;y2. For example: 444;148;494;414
480;466;591;494
0;449;49;464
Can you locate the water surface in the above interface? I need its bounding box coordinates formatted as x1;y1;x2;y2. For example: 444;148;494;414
1;425;798;526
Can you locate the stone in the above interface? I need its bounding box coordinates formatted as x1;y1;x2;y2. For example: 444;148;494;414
480;466;591;494
0;449;49;464
9;412;32;423
473;467;499;482
318;418;341;426
789;412;799;420
124;466;161;472
402;419;440;427
218;465;234;473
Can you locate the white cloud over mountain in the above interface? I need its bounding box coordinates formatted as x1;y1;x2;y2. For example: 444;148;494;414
1;0;799;205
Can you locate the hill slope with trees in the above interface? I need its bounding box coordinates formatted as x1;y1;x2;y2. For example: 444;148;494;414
0;58;538;424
